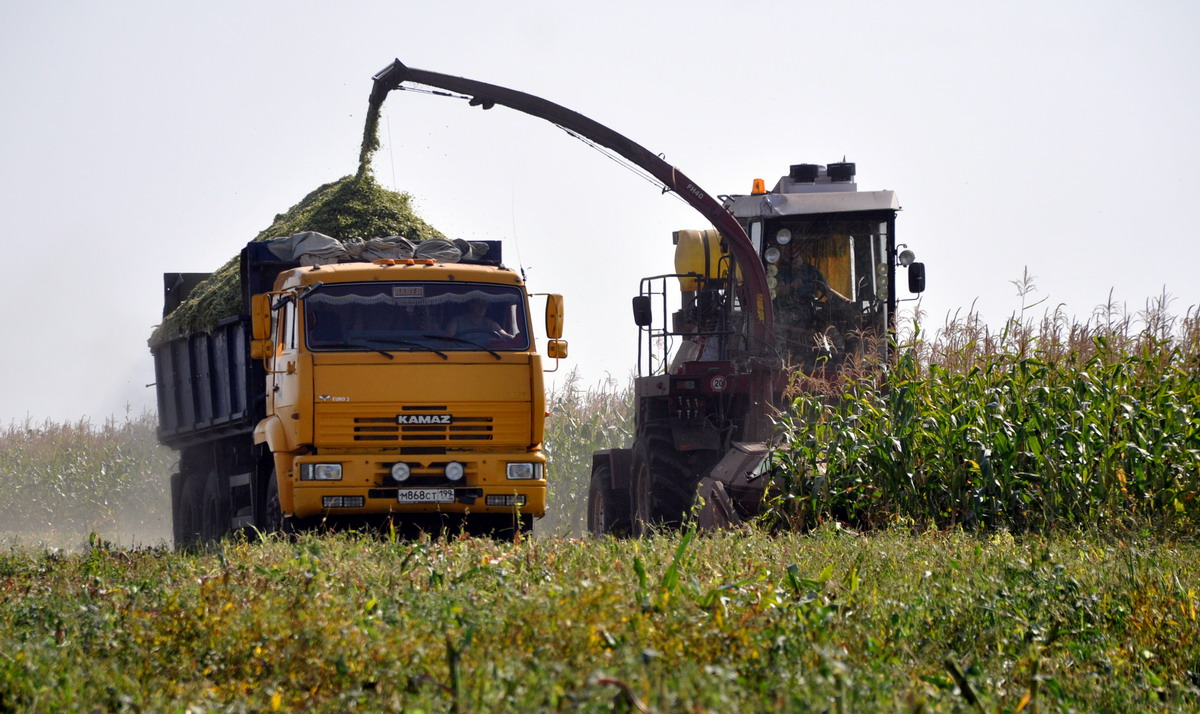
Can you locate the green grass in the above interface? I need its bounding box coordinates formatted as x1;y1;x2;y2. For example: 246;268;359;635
0;529;1197;711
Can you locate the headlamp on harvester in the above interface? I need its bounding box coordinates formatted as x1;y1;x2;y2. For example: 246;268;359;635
896;244;926;293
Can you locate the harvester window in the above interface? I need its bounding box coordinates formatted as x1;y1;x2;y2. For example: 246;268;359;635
766;217;892;372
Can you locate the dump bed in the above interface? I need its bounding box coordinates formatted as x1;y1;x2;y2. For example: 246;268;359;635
153;315;261;449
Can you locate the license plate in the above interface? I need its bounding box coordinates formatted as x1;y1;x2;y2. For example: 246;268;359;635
396;488;455;504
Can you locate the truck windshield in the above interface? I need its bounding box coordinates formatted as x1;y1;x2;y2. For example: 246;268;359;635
765;217;890;372
304;282;530;353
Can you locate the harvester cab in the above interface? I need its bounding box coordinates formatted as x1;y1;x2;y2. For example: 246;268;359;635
724;162;925;374
635;162;926;382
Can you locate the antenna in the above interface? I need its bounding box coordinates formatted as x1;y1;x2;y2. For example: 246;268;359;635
511;186;528;282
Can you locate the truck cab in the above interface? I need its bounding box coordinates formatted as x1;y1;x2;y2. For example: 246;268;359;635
254;259;554;527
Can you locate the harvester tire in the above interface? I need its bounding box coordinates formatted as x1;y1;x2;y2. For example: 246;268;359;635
587;463;630;537
630;432;697;537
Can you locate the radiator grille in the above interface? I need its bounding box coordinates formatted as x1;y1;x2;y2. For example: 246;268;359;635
352;415;493;441
317;403;528;447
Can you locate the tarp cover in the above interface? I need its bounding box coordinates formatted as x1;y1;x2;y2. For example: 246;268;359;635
263;232;490;265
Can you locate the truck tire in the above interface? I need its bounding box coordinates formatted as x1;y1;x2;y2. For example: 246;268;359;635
170;472;185;548
465;512;531;541
263;469;286;535
174;472;206;551
587;463;630;537
261;469;316;537
201;472;228;544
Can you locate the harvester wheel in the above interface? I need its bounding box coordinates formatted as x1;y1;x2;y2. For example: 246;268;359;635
587;463;630;537
630;449;656;537
630;434;698;537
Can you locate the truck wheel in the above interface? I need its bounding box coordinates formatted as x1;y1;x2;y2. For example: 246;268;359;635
465;512;531;541
201;472;228;544
587;463;630;537
170;472;186;548
175;472;206;551
492;513;533;542
263;469;286;535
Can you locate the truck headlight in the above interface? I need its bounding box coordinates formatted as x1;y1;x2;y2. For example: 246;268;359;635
300;463;342;481
445;461;465;481
391;462;411;482
506;463;543;480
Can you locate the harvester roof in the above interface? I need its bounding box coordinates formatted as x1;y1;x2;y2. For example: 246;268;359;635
723;162;900;219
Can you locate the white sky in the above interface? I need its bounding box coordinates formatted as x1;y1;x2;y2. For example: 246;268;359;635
1;1;1197;424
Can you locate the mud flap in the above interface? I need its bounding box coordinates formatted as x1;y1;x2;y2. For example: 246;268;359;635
692;442;771;531
694;478;741;530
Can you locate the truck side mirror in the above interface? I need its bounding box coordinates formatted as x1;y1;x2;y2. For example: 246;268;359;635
545;294;564;339
250;338;271;360
250;293;273;359
251;294;272;340
632;295;652;327
907;262;926;294
547;339;568;359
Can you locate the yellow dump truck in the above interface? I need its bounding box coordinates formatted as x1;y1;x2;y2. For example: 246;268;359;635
154;236;564;547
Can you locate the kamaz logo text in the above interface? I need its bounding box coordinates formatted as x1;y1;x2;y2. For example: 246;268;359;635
397;414;453;425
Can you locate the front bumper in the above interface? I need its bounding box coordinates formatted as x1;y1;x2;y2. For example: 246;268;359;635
287;452;547;519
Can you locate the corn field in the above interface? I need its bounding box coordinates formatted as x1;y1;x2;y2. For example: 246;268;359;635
771;293;1200;533
540;369;634;535
0;412;174;546
5;295;1198;543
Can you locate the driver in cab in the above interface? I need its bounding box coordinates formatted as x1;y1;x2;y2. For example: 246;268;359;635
447;298;515;340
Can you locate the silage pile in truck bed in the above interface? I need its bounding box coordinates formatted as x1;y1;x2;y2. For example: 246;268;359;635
148;174;444;347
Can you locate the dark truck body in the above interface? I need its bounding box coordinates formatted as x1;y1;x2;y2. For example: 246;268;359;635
154;242;343;448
